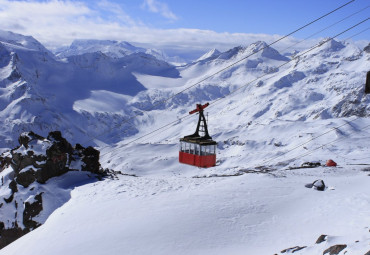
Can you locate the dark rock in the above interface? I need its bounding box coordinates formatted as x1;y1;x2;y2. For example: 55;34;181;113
0;154;12;171
364;43;370;53
323;244;347;255
3;180;18;203
305;179;326;191
10;151;42;174
281;246;307;253
15;168;36;188
75;143;84;151
301;162;321;168
3;193;14;203
9;180;18;193
0;130;103;249
313;179;326;191
23;193;43;230
364;250;370;255
36;156;68;184
316;234;327;244
0;224;28;249
18;131;44;149
82;146;101;173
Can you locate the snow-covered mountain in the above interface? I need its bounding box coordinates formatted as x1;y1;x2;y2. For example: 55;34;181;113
0;29;369;254
195;48;221;62
56;39;187;65
0;30;180;148
56;39;146;59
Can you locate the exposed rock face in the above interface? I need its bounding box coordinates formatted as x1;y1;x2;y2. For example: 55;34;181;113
23;192;43;230
315;234;327;244
323;244;347;255
281;246;307;253
364;43;370;53
0;131;103;249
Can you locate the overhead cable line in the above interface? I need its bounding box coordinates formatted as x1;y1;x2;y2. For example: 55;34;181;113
83;0;355;146
208;18;369;108
287;123;370;163
260;117;361;166
206;19;369;165
101;18;369;158
280;4;369;53
344;26;370;40
100;114;193;157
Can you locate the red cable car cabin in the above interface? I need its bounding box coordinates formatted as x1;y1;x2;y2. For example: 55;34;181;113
179;103;217;168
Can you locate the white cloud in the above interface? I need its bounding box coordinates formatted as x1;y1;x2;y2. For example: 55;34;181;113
141;0;178;21
97;0;138;26
0;0;318;59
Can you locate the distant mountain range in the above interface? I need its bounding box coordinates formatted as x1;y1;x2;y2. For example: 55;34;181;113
0;29;369;149
56;39;187;65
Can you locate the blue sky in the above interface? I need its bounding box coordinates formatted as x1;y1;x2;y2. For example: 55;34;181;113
117;0;369;36
0;0;368;58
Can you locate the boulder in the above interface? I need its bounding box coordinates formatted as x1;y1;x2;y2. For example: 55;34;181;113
313;179;326;191
305;179;326;191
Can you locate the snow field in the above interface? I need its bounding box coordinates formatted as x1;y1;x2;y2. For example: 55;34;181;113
0;164;369;255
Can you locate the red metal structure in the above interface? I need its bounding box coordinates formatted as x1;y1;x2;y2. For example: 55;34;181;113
179;103;217;168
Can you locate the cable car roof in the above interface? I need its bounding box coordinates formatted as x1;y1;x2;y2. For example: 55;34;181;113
180;137;217;145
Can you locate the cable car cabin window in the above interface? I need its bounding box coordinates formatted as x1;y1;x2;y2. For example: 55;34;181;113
190;143;195;154
195;144;200;155
211;145;216;154
199;145;216;156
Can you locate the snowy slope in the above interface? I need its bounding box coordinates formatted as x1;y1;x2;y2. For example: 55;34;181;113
0;30;180;148
0;154;369;255
0;29;369;254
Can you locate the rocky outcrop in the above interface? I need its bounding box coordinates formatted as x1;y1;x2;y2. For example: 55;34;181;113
0;131;103;249
364;43;370;53
316;234;327;244
281;246;307;253
323;244;347;255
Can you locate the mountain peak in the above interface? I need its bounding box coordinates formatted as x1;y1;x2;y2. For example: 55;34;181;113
0;29;50;53
196;48;221;62
319;38;345;52
246;41;288;61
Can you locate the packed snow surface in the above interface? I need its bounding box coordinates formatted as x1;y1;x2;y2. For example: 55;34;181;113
1;162;369;254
